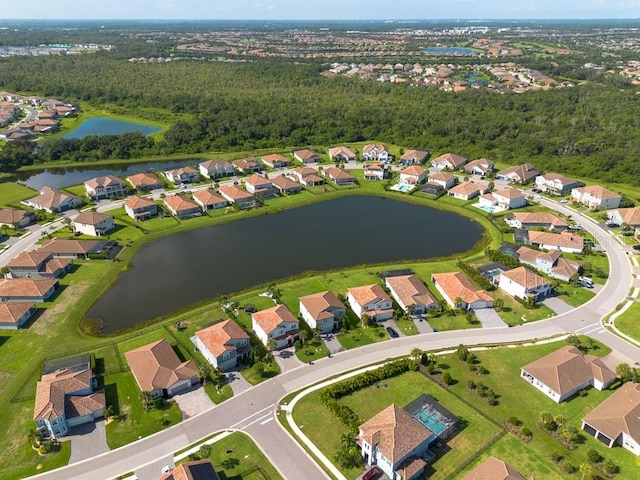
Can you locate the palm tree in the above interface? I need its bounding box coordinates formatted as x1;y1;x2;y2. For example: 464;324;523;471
340;432;354;449
104;404;115;421
493;298;504;312
579;463;593;480
198;363;213;386
139;391;153;411
438;299;448;314
410;348;423;362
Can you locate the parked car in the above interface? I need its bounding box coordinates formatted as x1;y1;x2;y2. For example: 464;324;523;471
633;245;640;251
386;327;399;338
363;466;383;480
578;276;594;288
605;220;619;227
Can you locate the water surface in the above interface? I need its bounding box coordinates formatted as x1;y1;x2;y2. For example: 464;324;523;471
62;117;161;139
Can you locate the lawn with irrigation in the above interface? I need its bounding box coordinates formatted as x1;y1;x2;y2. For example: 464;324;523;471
613;301;640;343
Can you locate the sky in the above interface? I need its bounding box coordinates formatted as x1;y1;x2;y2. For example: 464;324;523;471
2;0;640;20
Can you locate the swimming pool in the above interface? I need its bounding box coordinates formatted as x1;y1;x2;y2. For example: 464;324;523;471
472;202;506;214
411;406;450;436
390;183;415;193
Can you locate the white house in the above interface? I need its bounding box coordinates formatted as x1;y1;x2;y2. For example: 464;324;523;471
362;144;390;163
463;158;494;176
72;211;115;237
526;230;584;253
399;149;429;166
399;166;427;185
582;382;640;457
363;164;387;180
163;167;199;185
124;195;158;221
448;182;486;201
534;173;584;195
261;153;292;168
23;187;83;214
192;319;251;372
520;345;616;403
298;290;346;334
347;284;393;322
498;266;551;302
84;175;128;200
244;174;276;197
198;159;235;179
515;246;581;282
608;207;640;230
571;185;623;210
427;172;456;189
505;212;568;230
251;305;300;350
478;188;527;211
0;302;35;329
495;163;540;184
328;146;357;163
431;272;493;310
292;149;321;164
385;275;437;314
218;185;257;209
431;153;468;170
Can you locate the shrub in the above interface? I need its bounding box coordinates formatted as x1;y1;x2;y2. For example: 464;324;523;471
587;449;603;464
520;427;532;437
508;417;522;427
563;463;577;474
549;451;563;463
443;372;453;385
603;459;620;475
478;366;489;375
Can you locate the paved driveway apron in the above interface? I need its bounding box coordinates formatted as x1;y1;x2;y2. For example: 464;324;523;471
274;346;303;372
473;308;508;328
412;315;434;334
322;333;345;355
68;419;109;464
542;297;575;316
227;367;253;395
173;386;214;419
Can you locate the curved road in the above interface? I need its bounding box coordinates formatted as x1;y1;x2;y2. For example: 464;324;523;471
21;193;638;480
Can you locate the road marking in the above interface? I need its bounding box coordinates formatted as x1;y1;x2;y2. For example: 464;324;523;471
573;323;599;333
241;413;273;430
260;417;274;425
229;404;275;429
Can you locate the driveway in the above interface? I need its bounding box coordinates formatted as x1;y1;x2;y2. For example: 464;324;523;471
226;367;253;395
274;346;303;372
68;419;109;464
412;315;434;334
473;308;507;328
380;319;405;338
172;385;214;419
322;333;344;355
542;296;574;315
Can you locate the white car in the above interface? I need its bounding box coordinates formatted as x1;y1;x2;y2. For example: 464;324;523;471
161;466;171;475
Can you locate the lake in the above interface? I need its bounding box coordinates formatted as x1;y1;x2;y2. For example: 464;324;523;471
425;47;479;55
62;117;161;139
87;196;484;333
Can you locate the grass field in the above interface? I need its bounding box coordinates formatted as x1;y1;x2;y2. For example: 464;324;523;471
0;182;38;207
5;439;71;480
613;301;640;342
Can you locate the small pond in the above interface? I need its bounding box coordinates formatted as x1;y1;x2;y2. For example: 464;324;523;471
425;47;479;55
62;117;161;140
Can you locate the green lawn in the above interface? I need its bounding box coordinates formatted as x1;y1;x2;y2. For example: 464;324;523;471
242;360;280;386
203;382;234;405
491;291;555;326
295;338;331;362
5;439;71;480
555;284;597;308
338;323;389;349
427;311;482;332
0;182;38;207
614;301;640;342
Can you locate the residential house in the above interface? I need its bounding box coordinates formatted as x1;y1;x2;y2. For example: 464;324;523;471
163;167;199;185
292;148;321;164
498;266;551;302
608;207;640;231
521;345;616;403
218;185;257;209
347;284;394;322
448;182;486;201
38;239;110;259
514;246;580;282
163;195;202;219
84;175;128;200
582;382;640;456
33;362;104;439
496;163;540;184
399;166;427;185
504;212;568;230
324;167;356;186
385;275;437;314
199;159;235;179
534;173;584;195
298;290;346;334
244;174;277;198
125;338;200;398
462;457;526;480
463;158;494;176
363;163;387;180
431;153;468;170
0;302;35;329
525;230;584;253
0;208;35;228
420;183;444;196
23;187;83;214
431;272;494;310
328;146;357;163
251;305;300;350
427;172;456;189
291;167;324;186
192;189;228;211
362;144;390;163
192;319;251;372
160;460;220;480
399;149;429;166
124;195;158;221
7;251;72;279
271;175;303;195
72;211;115;237
126;172;163;191
232;157;264;174
261;153;292;169
0;278;58;302
571;185;623;210
478;188;527;211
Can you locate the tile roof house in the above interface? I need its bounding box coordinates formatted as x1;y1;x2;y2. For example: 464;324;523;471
608;207;640;229
84;175;128;200
431;272;494;310
218;185;257;209
504;212;568;231
463;158;494;176
448;182;486;201
347;284;394;322
534;173;584;195
232;157;264;174
72;211;115;237
126;172;163;191
244;174;277;198
163;167;199;185
363;163;388;180
582;382;640;456
324;167;356;186
496;163;540;184
0;278;58;302
192;319;251;372
0;208;35;228
399;166;427;185
462;457;526;480
525;230;584;253
427;172;456;189
163;194;202;219
520;345;616;402
385;275;437;314
431;153;468;170
198;159;235;179
299;290;346;334
38;239;110;259
0;302;35;329
362;144;390;162
23;187;83;214
399;149;429;166
328;146;357;163
159;460;220;480
124;195;158;221
192;189;228;211
7;251;72;279
125;338;200;398
271;174;303;195
498;266;551;302
261;153;292;168
292;148;321;164
515;246;580;282
357;404;434;480
251;305;300;350
482;188;527;210
571;185;623;210
33;362;104;439
291;167;324;186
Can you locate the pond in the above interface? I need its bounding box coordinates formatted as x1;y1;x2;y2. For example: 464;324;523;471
62;117;161;139
425;47;479;55
87;196;484;333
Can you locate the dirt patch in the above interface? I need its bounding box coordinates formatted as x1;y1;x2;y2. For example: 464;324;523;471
32;282;90;336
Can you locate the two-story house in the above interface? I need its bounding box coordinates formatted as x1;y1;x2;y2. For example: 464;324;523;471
347;284;393;322
84;175;128;200
163;167;200;185
198;159;235;179
192;319;251;372
299;290;346;334
498;266;551;302
362;144;390;163
251;305;300;350
72;211;115;237
124;195;158;221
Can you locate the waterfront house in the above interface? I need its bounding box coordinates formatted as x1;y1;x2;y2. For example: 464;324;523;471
347;284;394;322
163;195;202;219
324;167;356;186
251;305;300;350
534;173;584;195
571;185;622;210
126;172;163;191
291;167;321;185
498;266;551;302
328;146;357;163
198;159;235;179
478;188;527;211
72;211;115;237
298;290;346;334
463;158;494;176
37;239;110;259
495;163;540;184
163;167;199;185
362;144;390;163
7;251;72;279
218;185;257;209
0;278;58;302
462;457;526;480
192;189;228;211
385;274;437;314
0;208;35;228
84;175;128;200
399;166;427;185
427;172;456;189
271;175;303;195
524;230;584;253
244;174;277;198
0;302;35;329
431;272;493;310
431;153;468;170
504;212;568;230
124;195;158;220
363;163;387;180
420;182;444;196
448;182;486;201
24;187;83;214
261;153;292;169
399;149;429;166
232;157;264;174
292;148;321;164
192;319;251;372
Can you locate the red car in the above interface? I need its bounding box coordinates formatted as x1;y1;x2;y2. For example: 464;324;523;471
363;466;383;480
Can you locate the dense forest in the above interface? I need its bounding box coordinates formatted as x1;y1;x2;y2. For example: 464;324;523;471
1;55;640;185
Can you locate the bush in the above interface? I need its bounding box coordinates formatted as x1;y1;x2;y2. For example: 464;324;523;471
478;366;489;375
587;449;603;464
549;451;563;463
442;372;453;385
457;260;495;291
508;416;522;427
603;459;620;475
563;463;577;474
520;426;532;437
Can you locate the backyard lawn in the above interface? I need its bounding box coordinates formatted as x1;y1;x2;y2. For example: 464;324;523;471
0;182;37;207
5;439;71;480
614;301;640;342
